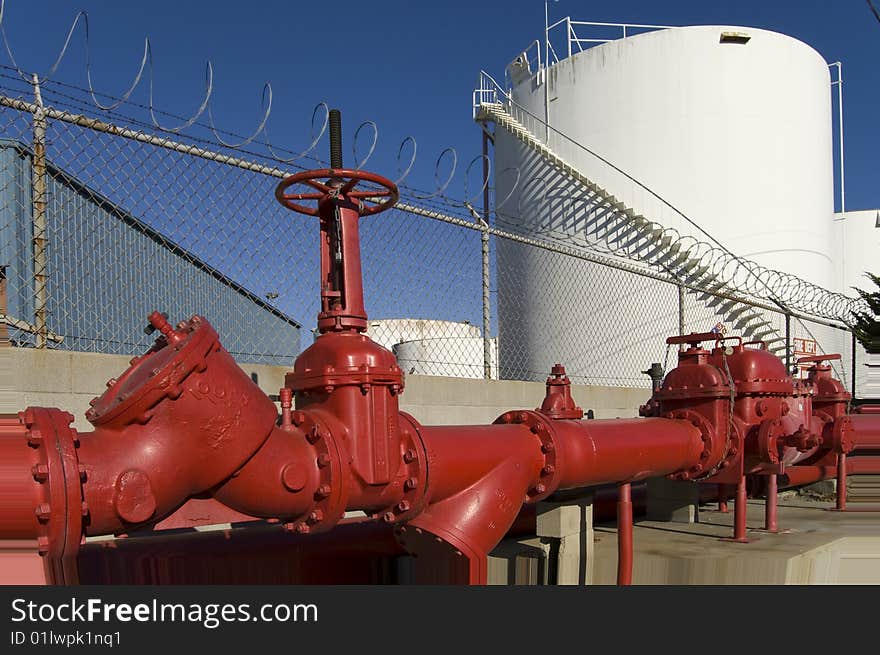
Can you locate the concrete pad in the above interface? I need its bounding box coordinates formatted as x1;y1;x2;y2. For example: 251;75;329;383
646;478;700;523
488;536;549;585
592;498;880;584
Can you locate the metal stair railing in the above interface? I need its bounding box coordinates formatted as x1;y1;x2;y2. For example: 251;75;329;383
473;70;862;328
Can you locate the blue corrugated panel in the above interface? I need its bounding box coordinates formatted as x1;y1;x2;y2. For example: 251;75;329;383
0;140;300;364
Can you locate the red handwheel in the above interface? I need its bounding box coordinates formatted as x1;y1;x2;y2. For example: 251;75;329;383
275;168;399;217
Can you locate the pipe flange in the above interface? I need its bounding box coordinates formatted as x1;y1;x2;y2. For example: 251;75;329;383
829;415;854;454
666;410;716;481
493;410;559;503
711;418;745;478
756;418;784;466
86;315;218;427
20;408;85;562
372;412;429;525
283;412;347;534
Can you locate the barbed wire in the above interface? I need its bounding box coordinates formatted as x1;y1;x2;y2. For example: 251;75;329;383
0;1;864;328
474;73;866;323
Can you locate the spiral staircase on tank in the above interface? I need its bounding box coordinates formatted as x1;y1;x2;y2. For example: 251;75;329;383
473;73;833;359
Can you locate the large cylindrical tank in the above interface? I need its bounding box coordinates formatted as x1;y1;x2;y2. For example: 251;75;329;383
494;25;836;384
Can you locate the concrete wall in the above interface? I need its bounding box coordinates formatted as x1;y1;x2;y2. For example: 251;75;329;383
2;347;649;429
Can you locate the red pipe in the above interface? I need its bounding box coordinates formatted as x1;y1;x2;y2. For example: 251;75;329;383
848;456;880;474
850;414;880;452
781;456;880;487
781;465;837;487
836;453;847;511
416;424;543;503
551;418;704;489
617;482;633;585
0;416;39;540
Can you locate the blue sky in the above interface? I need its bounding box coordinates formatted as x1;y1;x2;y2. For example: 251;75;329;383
2;0;878;209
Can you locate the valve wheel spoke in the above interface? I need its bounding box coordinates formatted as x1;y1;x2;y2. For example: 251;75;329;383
282;192;325;201
339;178;360;194
276;168;399;218
305;179;331;193
349;189;393;199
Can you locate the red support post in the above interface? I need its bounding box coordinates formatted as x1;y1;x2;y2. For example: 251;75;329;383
617;482;633;586
718;484;729;513
725;475;750;543
836;452;847;511
764;474;778;533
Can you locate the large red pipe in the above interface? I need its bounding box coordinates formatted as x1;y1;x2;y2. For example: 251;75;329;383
850;415;880;452
0;416;38;540
854;405;880;414
416;424;544;502
551;418;704;489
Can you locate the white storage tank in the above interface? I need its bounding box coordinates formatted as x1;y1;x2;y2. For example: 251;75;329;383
833;210;880;398
393;337;498;379
366;318;481;352
365;319;497;379
494;25;837;384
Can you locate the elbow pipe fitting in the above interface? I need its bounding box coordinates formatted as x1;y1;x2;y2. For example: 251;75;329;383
398;455;539;584
78;316;278;535
2;315;279;551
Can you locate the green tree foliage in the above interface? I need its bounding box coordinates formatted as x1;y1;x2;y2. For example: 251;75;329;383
851;272;880;354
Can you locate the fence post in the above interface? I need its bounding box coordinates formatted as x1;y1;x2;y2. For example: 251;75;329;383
784;313;791;372
851;329;857;398
481;129;492;379
31;75;49;349
0;265;9;346
677;283;685;338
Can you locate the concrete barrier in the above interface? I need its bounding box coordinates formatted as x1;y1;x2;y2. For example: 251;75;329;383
2;347;649;429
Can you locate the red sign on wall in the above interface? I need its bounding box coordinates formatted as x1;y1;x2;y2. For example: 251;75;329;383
793;337;818;357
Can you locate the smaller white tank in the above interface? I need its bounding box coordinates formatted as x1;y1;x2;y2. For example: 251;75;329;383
394;337;498;379
366;318;481;352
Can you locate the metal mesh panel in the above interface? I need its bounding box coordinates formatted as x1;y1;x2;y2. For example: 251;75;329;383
0;83;862;390
1;105;41;347
40;115;307;363
494;232;677;387
361;208;487;378
1;98;489;375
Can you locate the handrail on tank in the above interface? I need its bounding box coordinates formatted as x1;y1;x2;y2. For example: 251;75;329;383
544;17;676;65
471;69;862;325
502;39;543;91
472;70;774;289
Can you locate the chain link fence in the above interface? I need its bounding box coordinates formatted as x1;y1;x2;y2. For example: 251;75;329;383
0;76;866;394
